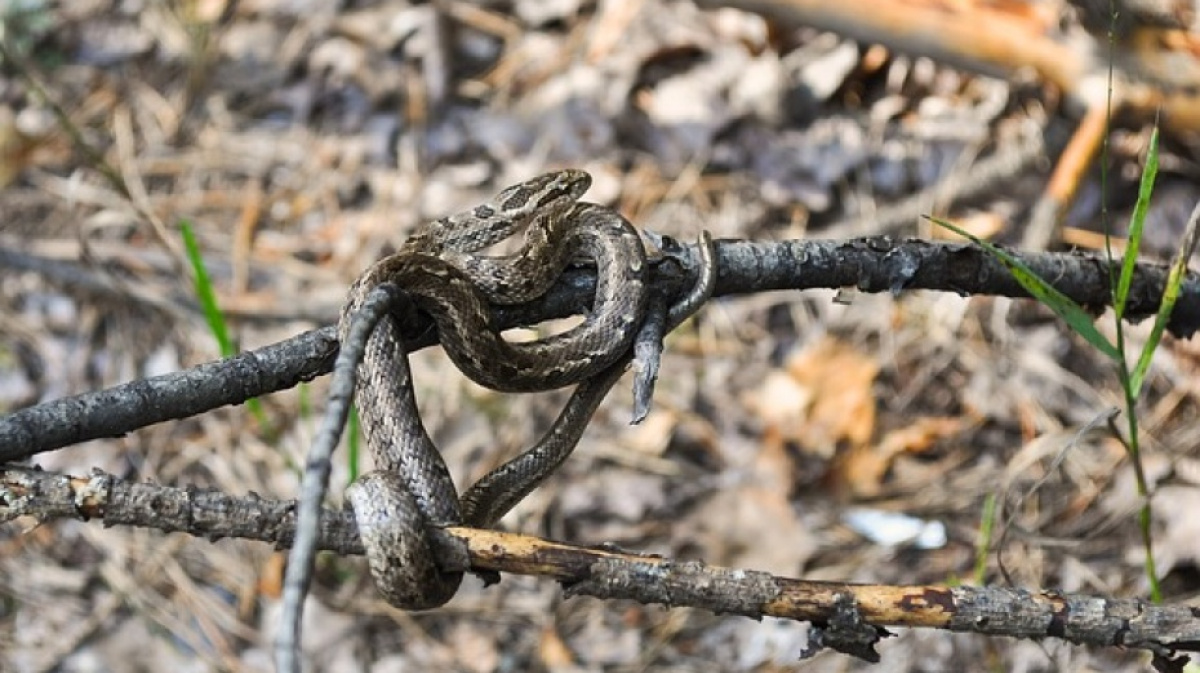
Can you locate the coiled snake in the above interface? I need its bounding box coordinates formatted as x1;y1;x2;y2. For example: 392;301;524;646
340;170;715;609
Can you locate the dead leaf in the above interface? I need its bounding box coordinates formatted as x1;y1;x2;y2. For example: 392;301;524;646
835;416;967;497
537;624;575;669
746;336;879;459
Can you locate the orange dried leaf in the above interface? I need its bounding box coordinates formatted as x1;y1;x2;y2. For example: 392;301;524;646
836;417;967;498
783;337;879;453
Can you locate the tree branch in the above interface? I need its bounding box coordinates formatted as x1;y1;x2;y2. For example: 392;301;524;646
3;464;1196;665
3;237;1197;463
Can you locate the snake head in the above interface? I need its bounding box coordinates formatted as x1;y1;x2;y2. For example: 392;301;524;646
497;169;592;214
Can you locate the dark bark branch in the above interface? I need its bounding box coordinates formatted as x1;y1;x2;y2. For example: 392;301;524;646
3;464;1197;665
3;237;1198;463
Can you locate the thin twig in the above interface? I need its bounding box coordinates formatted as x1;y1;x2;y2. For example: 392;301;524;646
276;284;402;673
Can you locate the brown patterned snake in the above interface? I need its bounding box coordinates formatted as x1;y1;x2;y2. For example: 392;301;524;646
338;170;716;609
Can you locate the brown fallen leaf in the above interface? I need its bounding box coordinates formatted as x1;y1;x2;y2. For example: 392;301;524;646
835;416;969;498
744;336;879;460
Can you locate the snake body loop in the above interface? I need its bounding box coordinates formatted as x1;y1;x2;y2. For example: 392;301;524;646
342;284;463;609
348;204;648;392
343;171;655;609
460;232;718;528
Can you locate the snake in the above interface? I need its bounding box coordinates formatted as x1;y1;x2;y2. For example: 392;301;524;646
338;170;715;610
345;170;649;393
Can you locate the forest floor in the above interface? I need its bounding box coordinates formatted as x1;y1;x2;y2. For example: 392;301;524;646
3;1;1200;671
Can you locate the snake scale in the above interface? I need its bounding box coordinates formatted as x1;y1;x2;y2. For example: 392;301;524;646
340;170;715;609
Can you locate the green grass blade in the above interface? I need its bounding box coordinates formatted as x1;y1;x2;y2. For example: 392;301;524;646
973;492;997;586
1129;200;1200;397
347;405;361;484
181;220;272;430
1114;125;1160;318
180;220;235;357
929;217;1120;360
